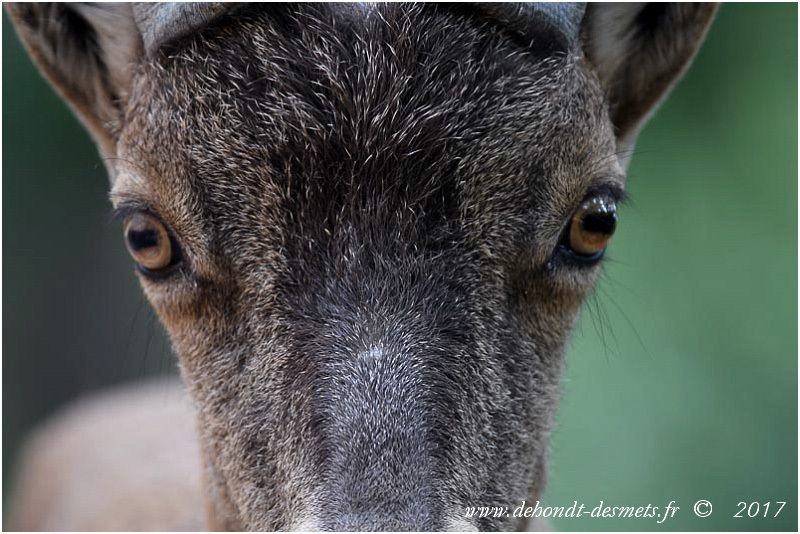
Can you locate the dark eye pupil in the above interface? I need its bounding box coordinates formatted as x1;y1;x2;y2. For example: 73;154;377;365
127;228;160;251
581;211;617;235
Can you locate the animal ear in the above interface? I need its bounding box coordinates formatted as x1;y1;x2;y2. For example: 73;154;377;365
6;3;235;175
581;3;718;153
6;3;142;161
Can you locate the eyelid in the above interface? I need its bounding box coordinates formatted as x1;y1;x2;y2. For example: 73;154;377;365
111;200;162;224
583;181;626;205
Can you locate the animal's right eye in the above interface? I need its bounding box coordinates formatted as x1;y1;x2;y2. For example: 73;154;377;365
123;213;182;276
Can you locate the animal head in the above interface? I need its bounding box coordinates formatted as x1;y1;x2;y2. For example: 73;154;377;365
8;3;716;530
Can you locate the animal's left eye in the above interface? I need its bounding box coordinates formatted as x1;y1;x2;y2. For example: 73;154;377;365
560;195;618;263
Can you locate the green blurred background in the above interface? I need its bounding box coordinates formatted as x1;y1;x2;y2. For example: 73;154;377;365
3;4;796;531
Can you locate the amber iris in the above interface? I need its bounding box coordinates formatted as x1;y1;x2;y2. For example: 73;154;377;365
123;213;174;271
567;196;617;257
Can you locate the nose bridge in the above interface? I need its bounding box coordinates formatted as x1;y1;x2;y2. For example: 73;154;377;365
319;339;441;530
281;220;474;529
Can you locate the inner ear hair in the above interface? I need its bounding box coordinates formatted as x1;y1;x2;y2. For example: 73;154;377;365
6;3;141;164
581;3;718;148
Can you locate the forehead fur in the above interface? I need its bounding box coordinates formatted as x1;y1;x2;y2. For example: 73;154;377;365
117;3;617;269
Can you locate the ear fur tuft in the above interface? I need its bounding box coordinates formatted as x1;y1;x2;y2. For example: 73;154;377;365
581;3;718;154
7;3;141;166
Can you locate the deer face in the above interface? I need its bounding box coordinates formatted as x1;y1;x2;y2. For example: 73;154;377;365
9;3;716;530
